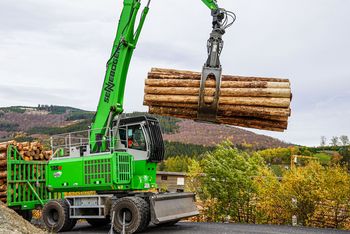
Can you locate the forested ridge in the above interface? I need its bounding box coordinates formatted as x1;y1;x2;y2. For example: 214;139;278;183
0;106;289;150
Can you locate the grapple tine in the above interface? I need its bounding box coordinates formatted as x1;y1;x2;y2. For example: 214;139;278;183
197;66;222;123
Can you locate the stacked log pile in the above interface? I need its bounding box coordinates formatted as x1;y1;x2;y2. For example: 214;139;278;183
144;68;292;132
0;141;52;203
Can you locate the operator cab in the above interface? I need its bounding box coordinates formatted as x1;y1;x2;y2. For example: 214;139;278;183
114;115;164;163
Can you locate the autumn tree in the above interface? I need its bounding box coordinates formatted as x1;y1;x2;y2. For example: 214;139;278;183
255;147;291;165
254;161;350;228
340;135;349;146
309;164;350;229
163;156;195;172
331;136;339;146
254;167;286;224
320;136;327;147
193;141;264;223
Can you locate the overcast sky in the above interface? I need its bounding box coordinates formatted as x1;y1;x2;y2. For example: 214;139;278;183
0;0;349;146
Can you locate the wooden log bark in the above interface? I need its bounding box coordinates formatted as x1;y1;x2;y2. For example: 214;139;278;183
145;79;291;89
0;171;7;179
145;102;291;117
150;68;290;82
145;86;292;98
0;160;6;167
17;143;23;151
0;145;6;152
0;191;7;198
156;113;285;132
149;107;288;130
0;184;6;192
144;68;292;132
144;95;291;108
149;106;289;122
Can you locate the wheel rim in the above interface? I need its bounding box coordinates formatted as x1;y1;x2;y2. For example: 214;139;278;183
47;209;59;225
118;208;132;224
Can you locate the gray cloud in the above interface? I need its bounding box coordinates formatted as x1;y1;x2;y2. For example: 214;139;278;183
0;0;349;146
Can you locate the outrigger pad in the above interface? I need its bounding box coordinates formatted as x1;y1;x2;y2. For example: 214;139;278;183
149;192;199;224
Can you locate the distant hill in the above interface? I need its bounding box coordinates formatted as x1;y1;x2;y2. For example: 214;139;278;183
0;105;291;149
163;120;290;149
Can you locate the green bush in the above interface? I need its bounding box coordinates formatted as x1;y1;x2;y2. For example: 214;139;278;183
313;153;332;164
188;141;264;222
164;141;214;159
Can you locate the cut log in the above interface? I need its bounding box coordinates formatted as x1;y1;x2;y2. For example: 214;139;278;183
144;95;291;108
149;106;289;122
0;191;7;198
0;184;6;192
0;145;6;152
16;143;23;151
0;171;7;179
150;68;290;82
158;113;285;132
0;153;6;160
33;154;40;160
149;107;287;130
145;102;291;117
145;79;290;89
144;68;292;132
0;160;6;167
145;86;292;98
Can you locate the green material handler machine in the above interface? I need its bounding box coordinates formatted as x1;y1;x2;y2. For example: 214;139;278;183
5;0;234;233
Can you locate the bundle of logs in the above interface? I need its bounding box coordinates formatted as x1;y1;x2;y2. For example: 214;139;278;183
0;141;52;203
144;68;292;132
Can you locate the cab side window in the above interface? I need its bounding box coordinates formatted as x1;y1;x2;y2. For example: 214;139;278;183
127;125;147;151
118;128;127;148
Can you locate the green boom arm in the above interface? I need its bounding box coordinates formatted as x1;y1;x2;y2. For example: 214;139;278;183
201;0;218;10
90;0;219;151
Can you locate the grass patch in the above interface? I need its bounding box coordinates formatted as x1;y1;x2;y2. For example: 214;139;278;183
313;153;332;164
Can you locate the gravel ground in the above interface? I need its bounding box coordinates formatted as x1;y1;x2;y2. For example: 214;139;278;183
0;202;45;234
66;221;350;234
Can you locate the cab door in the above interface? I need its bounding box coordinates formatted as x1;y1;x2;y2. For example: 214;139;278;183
118;123;149;161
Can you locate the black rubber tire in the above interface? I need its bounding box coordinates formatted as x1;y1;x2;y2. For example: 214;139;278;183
111;197;150;234
86;218;110;227
42;199;76;232
16;210;33;222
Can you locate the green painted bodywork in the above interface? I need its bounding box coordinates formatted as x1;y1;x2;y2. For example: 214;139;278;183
46;153;158;192
6;146;63;210
201;0;219;10
52;0;218;194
